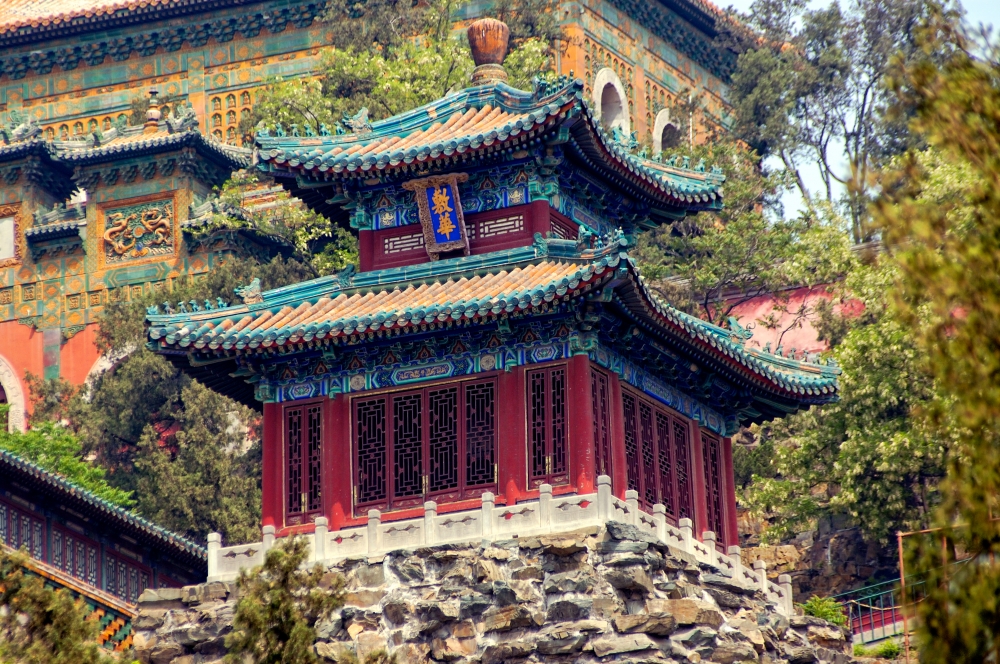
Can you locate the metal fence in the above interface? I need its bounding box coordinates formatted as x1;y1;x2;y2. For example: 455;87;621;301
832;577;924;644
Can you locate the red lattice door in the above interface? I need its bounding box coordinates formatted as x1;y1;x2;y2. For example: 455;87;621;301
702;431;726;546
353;378;497;514
285;402;324;523
621;389;696;519
527;365;569;488
591;368;613;479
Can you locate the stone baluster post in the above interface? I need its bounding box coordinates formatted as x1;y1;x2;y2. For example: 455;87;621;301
779;574;794;615
207;532;220;580
262;525;275;553
597;475;612;522
423;502;437;546
754;559;769;596
625;490;639;526
702;531;717;567
314;517;328;564
652;504;667;544
539;484;553;529
367;509;381;554
481;492;495;539
679;517;693;555
728;545;744;581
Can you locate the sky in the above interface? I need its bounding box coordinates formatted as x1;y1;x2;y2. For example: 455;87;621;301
718;0;998;218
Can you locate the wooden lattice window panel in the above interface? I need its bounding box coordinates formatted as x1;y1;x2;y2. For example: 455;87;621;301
702;431;726;546
53;528;100;587
285;402;323;522
591;368;613;478
105;553;150;604
527;365;568;488
0;499;44;561
353;378;497;513
621;389;695;521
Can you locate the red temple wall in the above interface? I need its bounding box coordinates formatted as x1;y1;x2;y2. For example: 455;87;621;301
261;359;737;551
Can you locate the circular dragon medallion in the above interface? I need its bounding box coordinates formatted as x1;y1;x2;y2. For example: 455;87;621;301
349;374;366;391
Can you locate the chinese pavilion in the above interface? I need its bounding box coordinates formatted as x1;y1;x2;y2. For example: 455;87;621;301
146;20;838;585
0;447;206;651
0;0;743;424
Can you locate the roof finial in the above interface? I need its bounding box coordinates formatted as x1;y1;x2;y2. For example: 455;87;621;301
467;18;510;86
144;88;161;133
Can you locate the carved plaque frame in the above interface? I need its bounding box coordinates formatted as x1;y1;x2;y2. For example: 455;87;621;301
402;173;470;260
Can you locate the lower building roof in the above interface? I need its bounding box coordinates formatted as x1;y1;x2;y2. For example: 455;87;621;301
147;236;839;423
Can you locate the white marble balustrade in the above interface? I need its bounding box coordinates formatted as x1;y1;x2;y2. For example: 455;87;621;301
207;475;793;615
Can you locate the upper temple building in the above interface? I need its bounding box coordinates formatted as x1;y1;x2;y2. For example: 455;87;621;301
0;0;741;428
145;20;838;597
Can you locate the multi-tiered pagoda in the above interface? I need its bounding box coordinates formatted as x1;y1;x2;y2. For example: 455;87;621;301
147;20;838;581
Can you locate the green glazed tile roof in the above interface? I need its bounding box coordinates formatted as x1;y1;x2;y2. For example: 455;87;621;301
256;80;724;210
147;238;838;402
0;448;206;566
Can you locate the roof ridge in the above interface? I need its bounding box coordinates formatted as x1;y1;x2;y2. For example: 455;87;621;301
0;447;206;559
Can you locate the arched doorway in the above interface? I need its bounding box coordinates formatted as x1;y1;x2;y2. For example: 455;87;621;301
592;68;630;135
0;353;26;433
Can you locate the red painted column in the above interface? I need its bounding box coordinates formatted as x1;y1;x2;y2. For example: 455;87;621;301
567;354;596;494
722;436;739;548
358;230;374;272
326;394;353;531
498;367;527;505
261;402;282;530
529;200;551;236
691;426;710;538
608;373;628;499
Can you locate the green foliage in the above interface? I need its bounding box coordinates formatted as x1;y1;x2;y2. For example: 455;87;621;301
225;537;346;664
872;7;1000;660
634;140;856;327
0;420;134;507
742;259;946;544
33;257;311;545
854;639;903;659
132;382;263;544
199;171;358;277
799;595;848;626
0;548;114;664
727;0;929;241
249;35;552;134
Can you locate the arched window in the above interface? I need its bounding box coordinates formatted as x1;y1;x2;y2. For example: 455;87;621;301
226;94;236;108
226;127;236;142
600;85;623;131
45;127;55;140
212;129;223;141
103;117;112;131
59;125;69;139
212;114;222;128
241;91;251;106
72;121;84;135
211;97;222;111
117;113;128;125
88;119;98;132
160;105;171;119
652;109;683;154
240;108;251;121
592;68;630;135
227;110;236;125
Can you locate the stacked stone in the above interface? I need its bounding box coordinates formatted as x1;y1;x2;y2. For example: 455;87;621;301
132;522;854;664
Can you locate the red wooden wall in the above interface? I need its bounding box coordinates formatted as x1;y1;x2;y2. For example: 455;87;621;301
261;359;736;549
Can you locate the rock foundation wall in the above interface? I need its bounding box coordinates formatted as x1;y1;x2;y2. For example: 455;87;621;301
133;523;855;664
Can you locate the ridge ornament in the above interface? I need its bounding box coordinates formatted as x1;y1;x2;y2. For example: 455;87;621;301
403;173;470;260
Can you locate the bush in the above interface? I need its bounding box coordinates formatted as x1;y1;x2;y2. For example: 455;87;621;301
854;639;903;659
799;595;847;627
